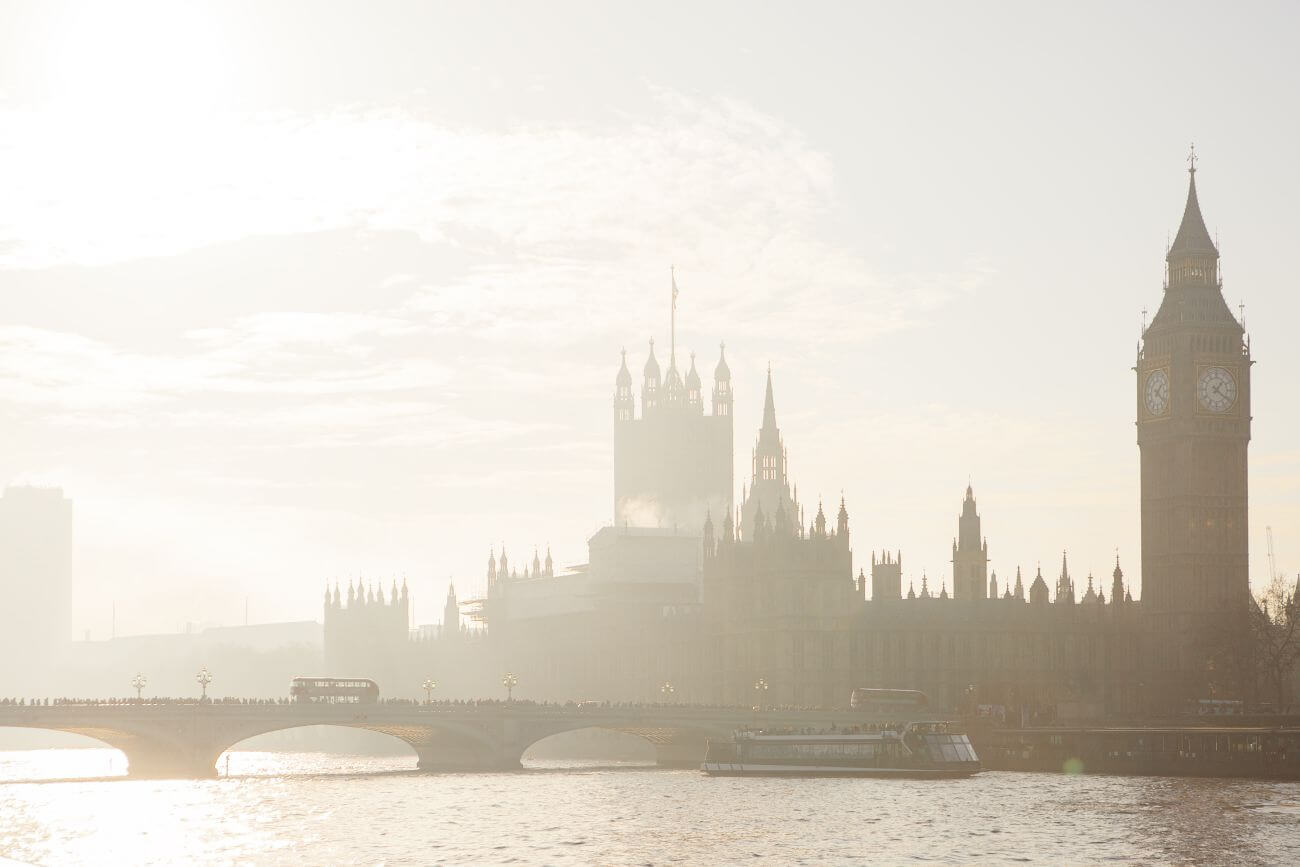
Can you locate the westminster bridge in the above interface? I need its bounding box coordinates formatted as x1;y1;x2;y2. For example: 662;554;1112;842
0;700;861;778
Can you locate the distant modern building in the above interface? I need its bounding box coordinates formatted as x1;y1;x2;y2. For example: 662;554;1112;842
0;485;73;653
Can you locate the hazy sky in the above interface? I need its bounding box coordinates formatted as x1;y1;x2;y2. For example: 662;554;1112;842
1;1;1297;637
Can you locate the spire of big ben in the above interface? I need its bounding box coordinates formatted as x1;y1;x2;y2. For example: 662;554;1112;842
1162;145;1225;293
1168;145;1218;261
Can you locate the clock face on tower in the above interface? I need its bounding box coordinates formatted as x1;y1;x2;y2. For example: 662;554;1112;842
1144;369;1170;416
1197;366;1237;413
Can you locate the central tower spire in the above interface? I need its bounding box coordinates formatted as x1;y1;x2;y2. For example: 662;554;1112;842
761;364;777;432
741;365;798;540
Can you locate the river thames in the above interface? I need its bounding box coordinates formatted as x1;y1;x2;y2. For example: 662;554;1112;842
2;750;1299;864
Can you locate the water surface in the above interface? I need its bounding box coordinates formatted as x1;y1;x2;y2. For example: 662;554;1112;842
2;750;1298;864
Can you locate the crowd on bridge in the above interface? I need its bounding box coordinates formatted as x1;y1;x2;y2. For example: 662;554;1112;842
1;696;849;714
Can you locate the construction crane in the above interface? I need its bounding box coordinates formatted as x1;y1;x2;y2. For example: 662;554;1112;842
1266;525;1279;583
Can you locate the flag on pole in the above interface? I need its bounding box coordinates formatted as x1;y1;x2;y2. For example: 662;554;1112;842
670;265;679;362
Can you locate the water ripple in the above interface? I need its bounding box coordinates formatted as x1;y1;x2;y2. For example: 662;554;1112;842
0;750;1297;864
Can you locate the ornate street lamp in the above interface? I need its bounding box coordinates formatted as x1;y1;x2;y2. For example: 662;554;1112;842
130;673;147;701
660;681;674;702
422;678;437;703
502;672;518;701
196;667;213;701
754;678;769;714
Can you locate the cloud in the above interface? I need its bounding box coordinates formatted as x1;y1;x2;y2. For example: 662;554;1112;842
0;86;1002;631
1;89;986;350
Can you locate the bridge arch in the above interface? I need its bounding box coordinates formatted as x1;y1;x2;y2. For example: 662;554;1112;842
522;725;656;763
517;719;728;768
220;723;418;772
0;726;132;780
0;719;207;779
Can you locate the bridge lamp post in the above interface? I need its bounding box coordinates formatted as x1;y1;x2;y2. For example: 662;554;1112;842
196;667;213;701
502;672;518;702
422;678;437;704
660;681;674;703
130;673;147;702
754;678;769;714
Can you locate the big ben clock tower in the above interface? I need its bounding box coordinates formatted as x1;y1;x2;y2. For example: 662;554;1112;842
1136;151;1252;705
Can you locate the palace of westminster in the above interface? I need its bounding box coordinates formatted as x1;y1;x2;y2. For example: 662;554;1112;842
325;161;1254;719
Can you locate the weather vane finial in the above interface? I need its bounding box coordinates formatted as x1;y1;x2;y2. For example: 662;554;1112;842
1187;142;1197;174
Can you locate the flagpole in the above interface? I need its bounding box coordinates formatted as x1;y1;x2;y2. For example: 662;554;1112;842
670;265;677;364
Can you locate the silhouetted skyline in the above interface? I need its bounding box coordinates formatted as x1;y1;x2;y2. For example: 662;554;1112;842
0;1;1296;640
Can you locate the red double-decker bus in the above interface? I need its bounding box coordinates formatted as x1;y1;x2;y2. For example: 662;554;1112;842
289;677;380;704
849;688;929;715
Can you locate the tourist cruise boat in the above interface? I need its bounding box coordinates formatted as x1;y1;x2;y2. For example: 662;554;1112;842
701;721;982;778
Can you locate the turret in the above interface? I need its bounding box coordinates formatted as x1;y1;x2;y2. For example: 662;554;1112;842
953;483;989;600
712;342;732;417
1055;551;1075;604
870;550;903;601
545;546;554;578
773;500;791;538
836;497;849;543
1111;555;1125;605
614;349;634;422
813;499;827;539
1083;575;1099;605
685;352;703;413
443;583;459;634
1029;566;1049;605
642;338;661;413
1013;566;1025;601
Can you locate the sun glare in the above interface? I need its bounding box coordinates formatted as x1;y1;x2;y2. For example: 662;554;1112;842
43;1;233;118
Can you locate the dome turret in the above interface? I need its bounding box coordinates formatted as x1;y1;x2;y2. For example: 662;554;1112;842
643;338;661;379
616;349;632;387
714;342;730;381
